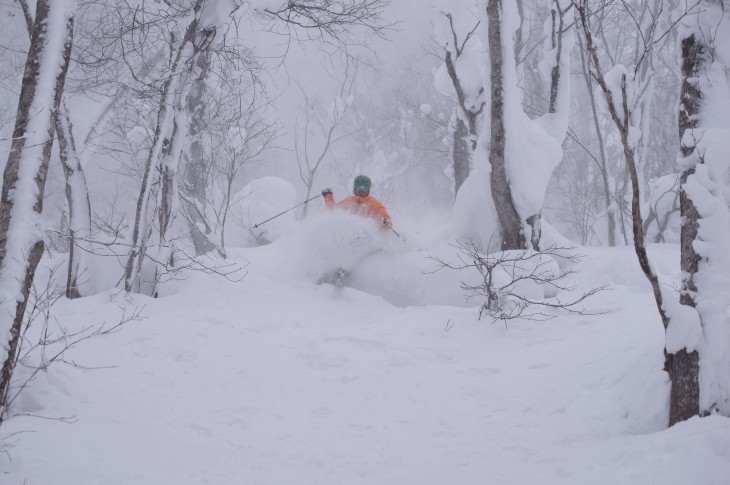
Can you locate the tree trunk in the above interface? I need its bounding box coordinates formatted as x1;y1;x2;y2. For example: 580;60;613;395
514;0;524;66
155;28;215;281
487;0;526;250
526;213;541;250
667;348;700;425
0;0;75;421
453;116;470;194
55;101;92;299
443;24;483;197
182;49;218;256
547;5;562;114
159;121;178;247
670;31;705;425
124;68;176;291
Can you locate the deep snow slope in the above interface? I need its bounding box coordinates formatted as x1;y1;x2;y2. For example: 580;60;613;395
2;241;730;485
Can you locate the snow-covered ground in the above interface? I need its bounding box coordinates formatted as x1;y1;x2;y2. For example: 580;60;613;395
2;221;729;484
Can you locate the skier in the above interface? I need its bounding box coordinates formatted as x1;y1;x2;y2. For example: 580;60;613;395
321;175;393;231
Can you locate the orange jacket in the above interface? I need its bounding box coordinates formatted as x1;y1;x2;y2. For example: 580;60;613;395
324;193;392;229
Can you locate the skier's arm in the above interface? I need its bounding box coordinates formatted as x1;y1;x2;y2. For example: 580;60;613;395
368;199;392;229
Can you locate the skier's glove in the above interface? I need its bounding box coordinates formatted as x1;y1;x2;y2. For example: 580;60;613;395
322;188;333;197
382;217;392;229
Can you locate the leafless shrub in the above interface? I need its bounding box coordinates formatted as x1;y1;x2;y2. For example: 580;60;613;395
431;239;607;322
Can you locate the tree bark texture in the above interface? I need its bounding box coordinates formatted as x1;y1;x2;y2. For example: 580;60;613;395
0;0;74;421
667;347;700;425
547;1;566;114
487;0;527;250
452;116;470;194
618;82;669;330
668;32;705;426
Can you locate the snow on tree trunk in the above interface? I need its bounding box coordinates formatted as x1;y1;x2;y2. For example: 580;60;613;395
158;119;180;258
440;13;485;197
0;0;75;421
17;0;91;299
672;1;730;423
182;49;218;256
55;100;92;299
483;0;565;251
156;24;218;271
124;0;210;293
671;30;703;425
123;65;178;292
528;0;574;249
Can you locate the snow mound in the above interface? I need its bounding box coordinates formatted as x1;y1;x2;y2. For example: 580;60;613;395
225;176;297;247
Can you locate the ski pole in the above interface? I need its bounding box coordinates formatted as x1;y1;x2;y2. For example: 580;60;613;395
252;194;323;229
391;228;403;240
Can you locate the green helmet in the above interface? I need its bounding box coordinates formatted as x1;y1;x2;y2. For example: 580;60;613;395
353;175;371;196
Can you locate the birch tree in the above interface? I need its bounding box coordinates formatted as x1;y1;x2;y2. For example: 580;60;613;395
123;0;218;292
18;0;92;299
0;0;75;423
